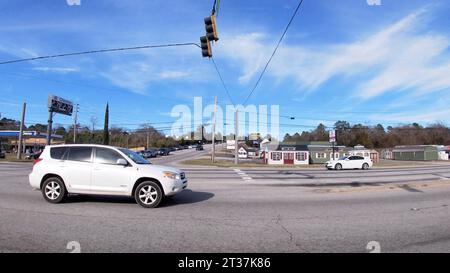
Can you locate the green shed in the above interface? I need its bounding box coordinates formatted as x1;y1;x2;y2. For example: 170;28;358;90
393;145;439;161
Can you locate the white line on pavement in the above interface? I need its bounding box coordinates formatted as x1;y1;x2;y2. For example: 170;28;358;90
233;169;253;181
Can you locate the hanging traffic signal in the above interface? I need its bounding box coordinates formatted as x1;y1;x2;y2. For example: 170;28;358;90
200;36;212;58
204;15;219;42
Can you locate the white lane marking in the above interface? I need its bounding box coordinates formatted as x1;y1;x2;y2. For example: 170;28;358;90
434;173;450;180
233;169;253;181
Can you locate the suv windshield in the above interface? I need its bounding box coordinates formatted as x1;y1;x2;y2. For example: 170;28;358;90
118;148;151;165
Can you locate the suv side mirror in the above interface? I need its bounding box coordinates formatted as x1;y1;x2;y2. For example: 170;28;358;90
116;158;128;166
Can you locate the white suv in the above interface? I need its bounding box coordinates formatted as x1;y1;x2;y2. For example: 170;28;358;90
29;144;188;208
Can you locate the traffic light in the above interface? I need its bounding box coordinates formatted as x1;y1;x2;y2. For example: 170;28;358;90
204;15;219;41
200;36;212;58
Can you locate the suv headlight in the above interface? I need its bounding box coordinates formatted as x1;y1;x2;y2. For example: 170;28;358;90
163;171;180;180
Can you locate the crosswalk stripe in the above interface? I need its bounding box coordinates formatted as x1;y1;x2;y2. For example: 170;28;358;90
233;169;253;181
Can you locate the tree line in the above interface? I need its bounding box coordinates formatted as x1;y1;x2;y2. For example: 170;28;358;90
283;121;450;148
0;117;186;149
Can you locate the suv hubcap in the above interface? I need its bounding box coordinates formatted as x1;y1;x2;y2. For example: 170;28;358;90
45;181;61;200
139;185;158;204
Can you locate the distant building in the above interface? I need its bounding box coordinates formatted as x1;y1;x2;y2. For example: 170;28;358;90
307;142;348;164
393;145;440;161
0;131;64;153
438;146;450;161
348;145;380;163
237;144;259;159
265;143;309;165
380;148;394;160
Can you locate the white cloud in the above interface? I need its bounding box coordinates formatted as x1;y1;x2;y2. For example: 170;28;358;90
370;107;450;124
100;62;197;95
219;8;450;99
33;66;79;74
157;70;191;79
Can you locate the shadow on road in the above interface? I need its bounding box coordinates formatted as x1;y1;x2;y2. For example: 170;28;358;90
65;189;214;207
160;189;215;207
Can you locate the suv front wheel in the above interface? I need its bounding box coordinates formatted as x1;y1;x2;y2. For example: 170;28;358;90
42;177;67;204
135;181;163;208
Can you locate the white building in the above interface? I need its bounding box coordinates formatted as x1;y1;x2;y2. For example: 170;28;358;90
265;144;309;165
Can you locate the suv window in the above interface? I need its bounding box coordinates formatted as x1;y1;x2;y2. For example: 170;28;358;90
68;147;93;162
50;147;68;160
95;148;125;165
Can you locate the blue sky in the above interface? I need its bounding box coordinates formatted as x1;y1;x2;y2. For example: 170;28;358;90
0;0;450;137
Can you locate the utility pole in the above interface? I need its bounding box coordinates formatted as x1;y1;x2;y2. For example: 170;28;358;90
73;104;79;143
17;102;26;159
46;109;53;146
211;96;217;163
234;109;239;165
146;130;150;150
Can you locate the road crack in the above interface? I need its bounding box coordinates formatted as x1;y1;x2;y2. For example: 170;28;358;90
275;214;310;253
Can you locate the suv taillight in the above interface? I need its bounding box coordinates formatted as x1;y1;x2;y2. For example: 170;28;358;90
33;158;43;166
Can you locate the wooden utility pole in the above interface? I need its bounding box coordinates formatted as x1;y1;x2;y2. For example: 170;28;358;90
234;109;239;165
46;109;53;146
17;102;26;159
212;96;218;163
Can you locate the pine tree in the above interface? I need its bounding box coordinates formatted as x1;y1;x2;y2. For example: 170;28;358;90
103;103;109;145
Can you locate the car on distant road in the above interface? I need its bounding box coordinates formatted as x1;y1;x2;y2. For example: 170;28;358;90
158;148;170;156
29;144;188;208
0;150;5;159
325;156;373;170
196;145;204;151
144;149;158;158
25;151;42;160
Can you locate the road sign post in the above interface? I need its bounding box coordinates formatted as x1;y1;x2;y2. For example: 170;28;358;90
329;130;336;160
47;95;74;146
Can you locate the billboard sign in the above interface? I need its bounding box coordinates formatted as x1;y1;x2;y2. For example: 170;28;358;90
48;95;73;116
226;140;235;150
329;130;336;143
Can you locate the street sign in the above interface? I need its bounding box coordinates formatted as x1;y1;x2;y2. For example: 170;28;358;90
226;140;235;150
48;95;73;116
329;130;336;143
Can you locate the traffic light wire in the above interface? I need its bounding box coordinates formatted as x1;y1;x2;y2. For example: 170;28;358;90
0;43;201;65
242;0;305;105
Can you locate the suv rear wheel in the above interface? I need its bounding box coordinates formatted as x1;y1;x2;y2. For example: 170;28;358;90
42;177;67;203
362;163;369;170
135;181;163;208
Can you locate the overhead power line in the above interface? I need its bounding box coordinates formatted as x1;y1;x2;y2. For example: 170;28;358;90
211;57;235;105
242;0;305;105
0;43;200;65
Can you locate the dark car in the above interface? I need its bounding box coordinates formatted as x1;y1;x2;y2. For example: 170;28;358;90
196;145;204;151
158;148;170;156
0;150;5;159
25;151;42;160
145;149;158;158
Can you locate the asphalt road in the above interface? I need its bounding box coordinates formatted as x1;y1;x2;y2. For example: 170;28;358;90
1;150;450;253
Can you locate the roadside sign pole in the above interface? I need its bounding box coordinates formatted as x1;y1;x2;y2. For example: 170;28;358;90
332;141;335;160
46;109;53;146
16;102;26;159
212;96;217;163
